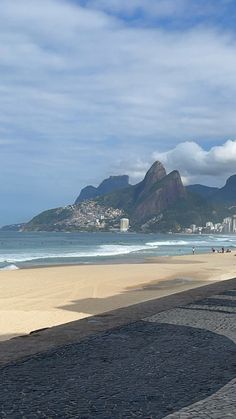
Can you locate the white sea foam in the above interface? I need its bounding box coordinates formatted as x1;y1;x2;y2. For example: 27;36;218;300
214;236;236;242
145;239;210;246
0;244;153;263
0;264;19;271
142;237;236;249
87;244;151;256
146;240;189;246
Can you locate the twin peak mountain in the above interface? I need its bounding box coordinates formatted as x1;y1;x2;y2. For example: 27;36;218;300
24;161;236;232
76;161;185;224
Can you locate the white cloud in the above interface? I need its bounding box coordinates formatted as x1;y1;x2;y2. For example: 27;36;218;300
114;158;151;182
120;140;236;186
2;0;236;145
152;140;236;185
1;0;236;222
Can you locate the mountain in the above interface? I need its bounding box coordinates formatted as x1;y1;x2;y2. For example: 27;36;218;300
186;184;219;199
210;175;236;204
154;191;221;233
98;161;186;226
24;202;124;232
23;161;187;232
22;161;235;233
75;175;130;204
0;223;26;232
187;176;236;206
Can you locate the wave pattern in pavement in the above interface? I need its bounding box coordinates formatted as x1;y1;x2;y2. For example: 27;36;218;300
0;289;235;418
147;289;236;418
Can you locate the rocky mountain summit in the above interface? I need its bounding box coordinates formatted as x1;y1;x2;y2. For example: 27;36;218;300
75;175;130;204
133;168;186;224
98;162;186;226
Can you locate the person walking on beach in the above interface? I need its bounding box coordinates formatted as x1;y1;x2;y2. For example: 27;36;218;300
192;246;195;255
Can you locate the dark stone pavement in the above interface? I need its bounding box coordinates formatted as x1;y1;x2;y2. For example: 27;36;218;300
0;319;235;418
0;283;236;418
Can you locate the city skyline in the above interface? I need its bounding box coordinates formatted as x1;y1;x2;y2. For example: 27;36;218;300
186;215;236;235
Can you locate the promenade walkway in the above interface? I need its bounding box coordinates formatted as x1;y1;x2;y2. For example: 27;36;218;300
0;278;235;418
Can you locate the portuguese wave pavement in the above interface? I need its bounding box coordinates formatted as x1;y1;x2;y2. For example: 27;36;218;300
0;278;235;418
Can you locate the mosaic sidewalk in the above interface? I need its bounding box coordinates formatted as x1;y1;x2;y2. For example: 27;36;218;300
0;283;235;418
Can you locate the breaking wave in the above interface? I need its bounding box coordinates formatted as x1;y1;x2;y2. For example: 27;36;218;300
0;244;155;263
0;264;19;271
146;240;209;246
147;240;188;246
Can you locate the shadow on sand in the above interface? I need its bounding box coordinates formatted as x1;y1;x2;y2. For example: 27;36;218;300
57;277;203;315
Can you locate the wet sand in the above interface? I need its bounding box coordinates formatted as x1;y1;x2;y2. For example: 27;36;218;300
0;253;235;341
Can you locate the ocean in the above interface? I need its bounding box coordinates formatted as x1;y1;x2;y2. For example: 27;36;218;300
0;232;236;270
0;231;235;271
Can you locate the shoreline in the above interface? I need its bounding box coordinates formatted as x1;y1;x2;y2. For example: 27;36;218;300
2;248;232;271
0;253;235;342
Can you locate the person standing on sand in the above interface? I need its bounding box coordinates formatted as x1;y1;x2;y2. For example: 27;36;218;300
192;246;195;255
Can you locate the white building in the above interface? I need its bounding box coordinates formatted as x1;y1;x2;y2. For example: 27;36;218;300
190;224;197;233
206;221;214;231
232;215;236;233
214;223;223;233
223;217;232;233
120;218;129;232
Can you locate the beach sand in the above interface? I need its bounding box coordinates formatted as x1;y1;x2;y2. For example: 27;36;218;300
0;253;235;342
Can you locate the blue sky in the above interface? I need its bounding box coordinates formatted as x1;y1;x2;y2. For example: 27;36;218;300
1;0;236;225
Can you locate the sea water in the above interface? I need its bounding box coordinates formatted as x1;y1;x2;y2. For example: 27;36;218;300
0;231;235;270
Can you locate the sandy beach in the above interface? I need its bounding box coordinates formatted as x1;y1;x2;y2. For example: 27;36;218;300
0;253;235;342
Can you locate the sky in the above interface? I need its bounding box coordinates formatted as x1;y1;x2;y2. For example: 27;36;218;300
1;0;236;225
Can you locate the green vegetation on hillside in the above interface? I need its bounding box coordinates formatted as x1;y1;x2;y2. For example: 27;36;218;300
150;192;231;233
27;207;73;227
